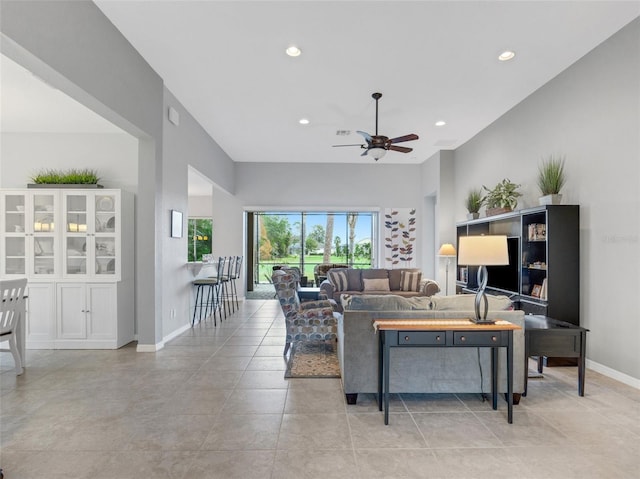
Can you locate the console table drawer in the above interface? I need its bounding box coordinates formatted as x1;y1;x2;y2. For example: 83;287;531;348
454;331;503;346
398;331;445;345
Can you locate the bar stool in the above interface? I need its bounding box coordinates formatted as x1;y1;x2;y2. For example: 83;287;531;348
220;256;236;313
229;255;242;310
191;277;219;326
213;256;227;320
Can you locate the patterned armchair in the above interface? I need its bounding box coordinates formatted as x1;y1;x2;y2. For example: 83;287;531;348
272;269;338;355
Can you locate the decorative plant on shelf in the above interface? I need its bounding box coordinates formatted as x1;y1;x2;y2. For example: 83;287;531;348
29;168;102;188
464;188;484;219
482;178;522;216
537;155;566;205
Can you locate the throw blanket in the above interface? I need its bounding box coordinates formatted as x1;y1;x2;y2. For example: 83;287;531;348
344;293;513;311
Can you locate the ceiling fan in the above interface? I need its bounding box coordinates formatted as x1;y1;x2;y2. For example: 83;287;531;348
333;92;419;161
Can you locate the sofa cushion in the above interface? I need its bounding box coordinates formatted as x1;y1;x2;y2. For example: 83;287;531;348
363;278;391;292
400;271;422;292
328;269;348;291
347;294;432;311
431;294;513;311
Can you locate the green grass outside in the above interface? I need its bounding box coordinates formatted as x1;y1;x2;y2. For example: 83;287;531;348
257;254;371;284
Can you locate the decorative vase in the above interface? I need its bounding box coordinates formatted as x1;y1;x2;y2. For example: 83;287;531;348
467;212;479;220
486;207;512;217
539;194;562;205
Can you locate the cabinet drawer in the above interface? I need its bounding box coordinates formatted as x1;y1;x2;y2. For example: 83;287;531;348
398;331;445;345
453;331;503;346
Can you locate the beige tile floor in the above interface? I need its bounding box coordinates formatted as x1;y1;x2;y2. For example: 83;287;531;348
1;299;639;478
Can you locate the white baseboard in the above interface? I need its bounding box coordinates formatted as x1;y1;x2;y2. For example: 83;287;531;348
136;342;163;352
587;359;640;390
135;322;192;352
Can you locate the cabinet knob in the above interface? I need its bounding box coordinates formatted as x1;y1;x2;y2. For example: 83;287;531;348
492;336;497;342
436;336;441;341
404;336;410;342
460;336;466;342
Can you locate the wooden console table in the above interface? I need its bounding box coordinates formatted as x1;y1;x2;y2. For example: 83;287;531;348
374;319;521;425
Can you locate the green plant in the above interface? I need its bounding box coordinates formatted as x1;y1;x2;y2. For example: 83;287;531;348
465;188;484;213
537;155;566;195
30;168;100;185
482;178;522;210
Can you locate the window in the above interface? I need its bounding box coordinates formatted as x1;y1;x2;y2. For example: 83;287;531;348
187;218;212;262
254;211;375;284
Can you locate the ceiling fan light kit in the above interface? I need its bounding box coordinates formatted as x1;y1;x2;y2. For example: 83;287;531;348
333;92;419;161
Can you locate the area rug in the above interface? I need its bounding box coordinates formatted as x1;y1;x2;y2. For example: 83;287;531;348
284;341;341;378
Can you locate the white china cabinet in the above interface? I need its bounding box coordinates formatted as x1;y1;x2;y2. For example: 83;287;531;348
0;188;134;349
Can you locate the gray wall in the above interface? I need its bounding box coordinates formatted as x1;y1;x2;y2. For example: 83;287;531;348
235;162;429;272
1;132;138;191
453;18;639;382
163;88;240;333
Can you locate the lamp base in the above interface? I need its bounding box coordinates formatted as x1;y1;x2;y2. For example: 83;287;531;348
469;317;496;325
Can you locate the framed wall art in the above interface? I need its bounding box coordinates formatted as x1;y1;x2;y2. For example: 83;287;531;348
171;209;183;238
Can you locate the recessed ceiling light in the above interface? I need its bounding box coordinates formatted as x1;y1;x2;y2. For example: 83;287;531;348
299;118;309;125
435;120;446;127
498;50;516;62
286;46;301;57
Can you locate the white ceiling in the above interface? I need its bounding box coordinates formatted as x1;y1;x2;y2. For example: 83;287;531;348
1;1;638;170
93;0;639;164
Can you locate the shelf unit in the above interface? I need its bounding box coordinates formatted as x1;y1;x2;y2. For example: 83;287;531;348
1;188;134;349
456;205;580;326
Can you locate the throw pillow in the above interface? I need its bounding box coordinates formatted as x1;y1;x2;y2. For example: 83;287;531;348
362;278;391;291
328;270;348;291
400;271;422;292
420;279;441;297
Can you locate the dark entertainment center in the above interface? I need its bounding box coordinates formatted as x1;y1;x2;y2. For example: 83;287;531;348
456;205;580;326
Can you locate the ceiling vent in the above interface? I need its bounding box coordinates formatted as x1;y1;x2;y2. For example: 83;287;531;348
335;130;351;136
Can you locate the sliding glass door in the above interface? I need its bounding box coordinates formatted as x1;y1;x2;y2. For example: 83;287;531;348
252;211;376;285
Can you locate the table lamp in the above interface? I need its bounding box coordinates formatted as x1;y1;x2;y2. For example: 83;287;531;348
438;243;457;296
457;235;509;324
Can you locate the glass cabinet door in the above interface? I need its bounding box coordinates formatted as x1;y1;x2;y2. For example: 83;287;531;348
3;194;27;275
2;191;57;277
94;193;117;276
31;193;56;276
64;194;89;276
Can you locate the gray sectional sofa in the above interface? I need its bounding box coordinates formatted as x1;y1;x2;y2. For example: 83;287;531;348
319;268;440;312
336;294;525;404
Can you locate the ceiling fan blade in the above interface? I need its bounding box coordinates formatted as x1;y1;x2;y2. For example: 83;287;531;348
360;149;369;157
388;145;413;153
389;133;419;144
356;130;372;143
332;144;365;147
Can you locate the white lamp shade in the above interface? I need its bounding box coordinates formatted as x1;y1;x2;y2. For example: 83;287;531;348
457;235;509;266
369;147;386;160
438;243;456;256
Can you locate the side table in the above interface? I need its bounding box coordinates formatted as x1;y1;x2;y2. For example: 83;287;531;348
297;287;321;302
524;315;588;397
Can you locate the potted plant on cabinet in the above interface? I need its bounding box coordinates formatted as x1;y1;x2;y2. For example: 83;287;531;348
537;155;566;205
28;168;102;188
482;178;522;216
465;188;484;220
